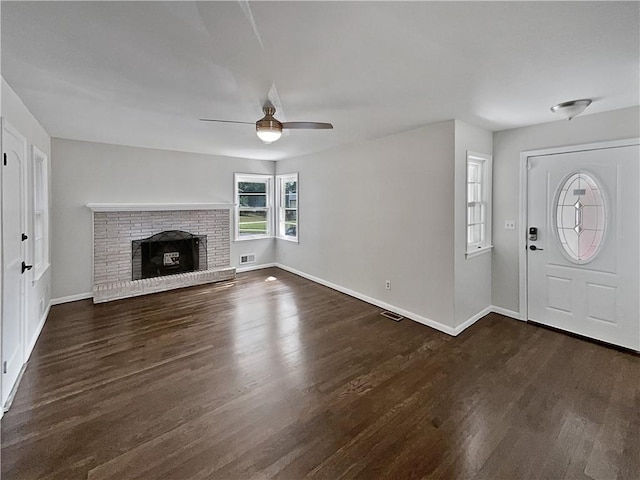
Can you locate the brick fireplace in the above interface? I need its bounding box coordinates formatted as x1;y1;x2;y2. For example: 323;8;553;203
88;204;236;303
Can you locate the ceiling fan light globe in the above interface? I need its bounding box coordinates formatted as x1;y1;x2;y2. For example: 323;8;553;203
256;128;282;143
256;114;283;143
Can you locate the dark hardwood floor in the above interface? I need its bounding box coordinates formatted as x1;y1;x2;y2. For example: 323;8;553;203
2;268;639;479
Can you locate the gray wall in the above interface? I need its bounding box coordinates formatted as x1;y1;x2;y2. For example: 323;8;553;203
453;120;492;327
50;139;275;299
49;106;640;329
1;77;52;367
492;106;640;313
276;121;457;328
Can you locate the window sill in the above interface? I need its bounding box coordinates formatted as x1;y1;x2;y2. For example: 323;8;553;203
32;263;51;283
276;236;299;244
234;235;273;242
465;245;493;259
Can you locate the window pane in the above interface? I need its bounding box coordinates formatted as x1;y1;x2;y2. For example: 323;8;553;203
239;194;266;208
284;193;297;208
555;172;605;262
35;163;44;208
34;211;44;238
35;239;43;268
238;210;268;236
468;162;481;183
468;224;483;245
467;204;484;225
284;224;297;237
285;210;297;222
238;181;266;193
468;183;482;203
284;181;297;194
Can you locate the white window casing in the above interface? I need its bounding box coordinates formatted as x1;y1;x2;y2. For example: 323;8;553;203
276;173;298;242
32;146;50;278
234;173;272;241
466;151;493;258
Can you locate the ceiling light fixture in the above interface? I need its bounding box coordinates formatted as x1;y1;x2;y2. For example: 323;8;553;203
550;99;592;120
255;106;283;143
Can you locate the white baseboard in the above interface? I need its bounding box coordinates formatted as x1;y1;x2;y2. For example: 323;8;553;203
47;272;525;341
490;305;524;321
453;306;493;336
5;300;52;414
3;363;27;413
274;263;463;336
236;262;277;273
25;301;51;362
51;292;93;305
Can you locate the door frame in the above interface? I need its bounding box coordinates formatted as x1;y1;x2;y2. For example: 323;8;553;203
1;118;30;408
518;137;640;322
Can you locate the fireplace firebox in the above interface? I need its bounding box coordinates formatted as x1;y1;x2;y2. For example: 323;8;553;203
132;230;207;281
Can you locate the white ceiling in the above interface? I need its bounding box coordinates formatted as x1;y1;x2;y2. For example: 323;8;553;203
2;1;638;160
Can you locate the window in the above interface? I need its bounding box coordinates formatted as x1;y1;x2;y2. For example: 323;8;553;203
234;173;301;242
276;173;298;241
235;174;272;240
555;172;606;263
32;146;50;278
466;151;492;257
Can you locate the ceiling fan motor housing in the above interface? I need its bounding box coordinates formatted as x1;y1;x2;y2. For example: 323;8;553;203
256;106;282;132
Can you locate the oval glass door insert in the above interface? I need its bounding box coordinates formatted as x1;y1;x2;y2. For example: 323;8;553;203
555;172;606;263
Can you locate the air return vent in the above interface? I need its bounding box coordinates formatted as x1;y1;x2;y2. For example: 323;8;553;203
381;311;404;322
239;253;256;265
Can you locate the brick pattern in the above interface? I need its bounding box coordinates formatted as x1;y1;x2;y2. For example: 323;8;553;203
93;210;231;285
93;267;236;303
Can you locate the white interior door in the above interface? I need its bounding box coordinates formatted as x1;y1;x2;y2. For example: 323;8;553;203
2;121;28;407
527;144;639;350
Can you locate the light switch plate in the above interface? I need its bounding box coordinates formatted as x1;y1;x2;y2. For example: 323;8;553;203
505;220;516;230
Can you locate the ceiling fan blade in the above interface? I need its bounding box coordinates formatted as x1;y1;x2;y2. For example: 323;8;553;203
281;122;333;130
199;119;255;125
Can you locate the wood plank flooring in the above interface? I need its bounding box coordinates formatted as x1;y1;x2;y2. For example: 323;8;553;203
2;267;639;479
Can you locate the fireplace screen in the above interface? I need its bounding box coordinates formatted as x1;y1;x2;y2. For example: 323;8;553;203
132;230;207;281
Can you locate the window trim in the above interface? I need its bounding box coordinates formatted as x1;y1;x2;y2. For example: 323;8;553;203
466;151;493;258
275;172;299;243
234;173;272;241
32;145;50;280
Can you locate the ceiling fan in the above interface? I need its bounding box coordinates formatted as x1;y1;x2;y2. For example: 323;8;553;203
200;105;333;144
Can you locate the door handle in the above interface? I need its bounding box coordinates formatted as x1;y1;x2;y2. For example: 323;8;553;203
529;245;544;251
21;261;33;274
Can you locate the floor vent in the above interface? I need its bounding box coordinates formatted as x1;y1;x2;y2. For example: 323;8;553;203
239;253;256;265
381;311;404;322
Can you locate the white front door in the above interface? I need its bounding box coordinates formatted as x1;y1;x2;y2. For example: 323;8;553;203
527;143;639;350
2;120;28;407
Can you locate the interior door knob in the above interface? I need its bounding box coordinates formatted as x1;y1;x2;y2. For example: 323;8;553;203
21;261;33;274
529;245;544;251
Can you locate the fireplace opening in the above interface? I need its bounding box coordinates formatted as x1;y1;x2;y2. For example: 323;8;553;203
132;230;207;281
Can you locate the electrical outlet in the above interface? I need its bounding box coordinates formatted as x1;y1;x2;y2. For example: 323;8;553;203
385;280;391;290
505;220;516;230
